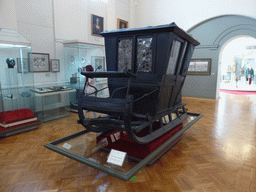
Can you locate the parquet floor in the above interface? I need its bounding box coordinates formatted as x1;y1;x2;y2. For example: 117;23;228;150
0;92;256;192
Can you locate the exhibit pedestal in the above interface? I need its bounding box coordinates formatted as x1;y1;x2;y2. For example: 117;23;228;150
0;108;40;138
96;123;183;165
33;87;76;122
45;113;202;181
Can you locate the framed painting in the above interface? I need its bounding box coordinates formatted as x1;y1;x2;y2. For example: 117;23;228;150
28;52;50;72
91;14;104;36
187;58;212;76
17;58;29;73
51;59;60;72
91;56;105;72
117;19;128;29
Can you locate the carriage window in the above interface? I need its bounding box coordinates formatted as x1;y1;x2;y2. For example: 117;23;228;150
166;39;182;75
137;37;153;72
118;39;132;71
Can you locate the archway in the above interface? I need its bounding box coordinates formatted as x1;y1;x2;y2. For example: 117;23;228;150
183;15;256;99
219;36;256;91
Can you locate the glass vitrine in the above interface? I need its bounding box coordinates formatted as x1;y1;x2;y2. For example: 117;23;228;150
63;41;108;111
0;29;40;137
33;83;76;122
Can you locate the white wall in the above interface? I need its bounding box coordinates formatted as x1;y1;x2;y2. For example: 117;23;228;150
54;0;130;43
53;0;131;83
54;0;89;42
15;0;57;85
116;0;130;28
0;0;131;86
0;0;17;30
132;0;256;30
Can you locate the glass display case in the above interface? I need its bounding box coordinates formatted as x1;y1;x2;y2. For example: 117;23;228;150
0;28;40;137
32;83;76;122
63;41;108;112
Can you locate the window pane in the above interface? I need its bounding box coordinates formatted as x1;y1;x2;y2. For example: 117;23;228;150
167;40;181;75
118;39;132;71
137;37;153;72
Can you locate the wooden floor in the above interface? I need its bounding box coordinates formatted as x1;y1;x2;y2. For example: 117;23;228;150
0;92;256;192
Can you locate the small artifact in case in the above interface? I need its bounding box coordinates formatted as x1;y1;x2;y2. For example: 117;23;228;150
70;77;79;83
6;57;16;68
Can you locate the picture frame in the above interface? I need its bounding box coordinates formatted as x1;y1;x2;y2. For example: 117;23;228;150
91;14;104;37
117;18;128;29
17;58;29;73
187;58;212;76
91;56;105;72
28;52;50;72
51;59;60;72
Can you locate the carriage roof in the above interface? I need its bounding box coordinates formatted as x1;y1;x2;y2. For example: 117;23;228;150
101;22;200;46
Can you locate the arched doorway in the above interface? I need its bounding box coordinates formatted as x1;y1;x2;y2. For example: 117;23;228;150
219;36;256;91
183;15;256;99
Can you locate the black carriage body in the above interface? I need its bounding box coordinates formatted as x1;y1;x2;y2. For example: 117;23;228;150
45;23;202;181
78;23;199;144
101;23;199;116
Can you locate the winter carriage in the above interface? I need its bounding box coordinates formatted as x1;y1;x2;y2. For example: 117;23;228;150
45;23;203;181
77;23;200;144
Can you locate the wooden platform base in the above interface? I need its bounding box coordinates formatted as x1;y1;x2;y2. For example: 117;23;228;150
0;120;40;138
96;123;184;164
0;108;40;138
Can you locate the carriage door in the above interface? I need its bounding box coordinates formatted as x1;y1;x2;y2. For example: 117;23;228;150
168;38;187;107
